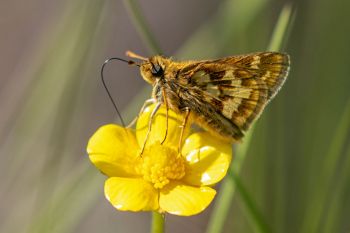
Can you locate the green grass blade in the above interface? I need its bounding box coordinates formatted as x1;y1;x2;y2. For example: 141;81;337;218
28;164;104;233
177;0;269;59
0;2;106;232
322;134;350;233
229;170;271;233
123;0;162;54
267;3;296;51
301;98;350;233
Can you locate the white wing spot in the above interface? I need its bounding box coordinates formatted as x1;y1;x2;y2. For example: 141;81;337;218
222;98;242;119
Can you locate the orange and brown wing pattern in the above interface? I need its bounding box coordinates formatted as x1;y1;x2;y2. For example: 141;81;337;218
179;52;290;139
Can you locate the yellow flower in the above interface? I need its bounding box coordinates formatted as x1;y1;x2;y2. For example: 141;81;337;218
87;104;232;216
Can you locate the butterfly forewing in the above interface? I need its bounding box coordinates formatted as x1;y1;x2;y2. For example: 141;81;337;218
178;52;289;139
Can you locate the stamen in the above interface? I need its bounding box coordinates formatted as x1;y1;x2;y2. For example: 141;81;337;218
138;142;186;189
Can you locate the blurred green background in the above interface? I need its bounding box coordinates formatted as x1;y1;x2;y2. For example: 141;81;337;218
1;0;350;233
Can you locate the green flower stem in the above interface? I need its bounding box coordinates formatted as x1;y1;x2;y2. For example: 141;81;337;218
151;212;165;233
123;0;162;54
206;4;294;233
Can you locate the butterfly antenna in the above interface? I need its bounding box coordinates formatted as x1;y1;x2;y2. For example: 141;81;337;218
100;57;140;127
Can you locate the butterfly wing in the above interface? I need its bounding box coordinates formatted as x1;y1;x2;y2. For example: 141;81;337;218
178;52;290;140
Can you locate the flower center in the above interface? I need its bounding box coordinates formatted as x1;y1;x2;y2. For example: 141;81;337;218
137;142;186;189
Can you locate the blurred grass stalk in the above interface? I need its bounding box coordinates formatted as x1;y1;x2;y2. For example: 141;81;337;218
206;4;295;233
123;0;162;55
301;97;350;233
321;102;350;233
27;1;107;233
1;1;107;233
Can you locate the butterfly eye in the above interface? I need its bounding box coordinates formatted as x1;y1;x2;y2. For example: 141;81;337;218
151;64;164;77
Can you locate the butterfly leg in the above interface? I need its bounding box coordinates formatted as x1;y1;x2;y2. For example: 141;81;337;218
178;108;190;154
140;102;162;155
127;98;155;128
160;88;169;145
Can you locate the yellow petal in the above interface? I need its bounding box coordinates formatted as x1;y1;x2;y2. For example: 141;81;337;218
87;124;140;177
159;181;216;216
105;177;159;212
181;132;232;186
136;104;191;149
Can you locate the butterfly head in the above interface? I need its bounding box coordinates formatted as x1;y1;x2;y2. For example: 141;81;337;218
140;56;170;84
124;51;171;85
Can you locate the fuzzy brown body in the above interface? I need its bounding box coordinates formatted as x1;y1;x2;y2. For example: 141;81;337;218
140;52;290;141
